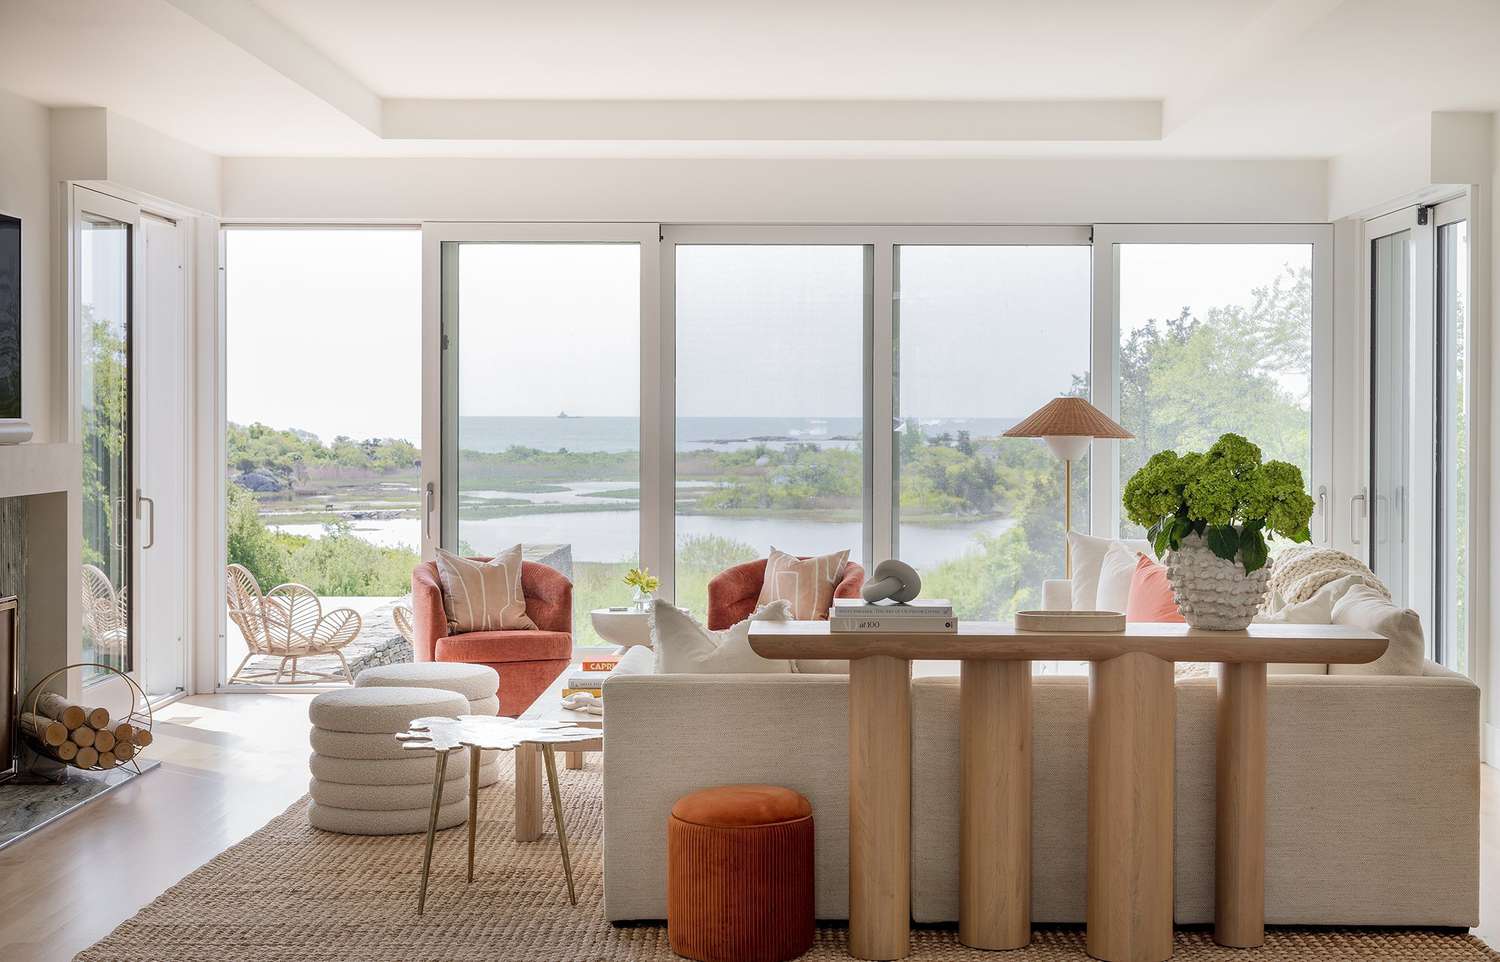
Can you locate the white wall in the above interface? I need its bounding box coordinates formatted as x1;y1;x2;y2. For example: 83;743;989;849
104;112;222;217
0;88;56;441
222;156;1329;224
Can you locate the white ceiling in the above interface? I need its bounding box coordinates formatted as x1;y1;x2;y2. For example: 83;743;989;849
0;0;1495;159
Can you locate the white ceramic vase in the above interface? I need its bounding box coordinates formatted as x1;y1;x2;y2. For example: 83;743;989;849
1164;531;1271;630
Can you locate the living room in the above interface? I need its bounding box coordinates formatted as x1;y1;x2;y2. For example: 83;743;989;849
0;2;1496;961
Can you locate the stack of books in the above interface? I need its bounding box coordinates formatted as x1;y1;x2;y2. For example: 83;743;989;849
562;669;612;698
829;598;957;633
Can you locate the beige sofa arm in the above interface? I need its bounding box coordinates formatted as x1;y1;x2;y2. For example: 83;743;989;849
601;673;851;922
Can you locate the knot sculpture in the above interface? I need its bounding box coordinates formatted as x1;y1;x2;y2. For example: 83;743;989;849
861;559;922;604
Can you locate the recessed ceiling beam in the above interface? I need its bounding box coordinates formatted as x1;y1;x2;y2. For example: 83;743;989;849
164;0;383;135
382;98;1162;142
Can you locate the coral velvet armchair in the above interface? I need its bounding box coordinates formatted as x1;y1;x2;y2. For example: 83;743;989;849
411;559;573;716
706;557;865;630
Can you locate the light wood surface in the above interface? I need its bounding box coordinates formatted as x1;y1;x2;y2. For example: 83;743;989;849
516;664;604;840
1088;652;1175;962
750;620;1387;664
514;742;543;842
1215;661;1267;947
849;655;912;961
959;660;1031;950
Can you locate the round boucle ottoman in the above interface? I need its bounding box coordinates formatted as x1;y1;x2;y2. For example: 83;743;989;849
355;663;503;786
311;687;471;734
356;662;499;702
308;686;470;836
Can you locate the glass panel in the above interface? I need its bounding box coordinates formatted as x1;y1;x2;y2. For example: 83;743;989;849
1369;231;1412;607
674;245;867;621
1437;220;1469;671
224;229;421;678
1117;244;1315;547
894;245;1090;620
80;214;131;680
452;243;640;647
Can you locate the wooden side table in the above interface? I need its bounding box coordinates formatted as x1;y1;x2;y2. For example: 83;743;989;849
749;622;1387;962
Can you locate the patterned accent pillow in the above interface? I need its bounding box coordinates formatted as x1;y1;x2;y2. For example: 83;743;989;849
433;545;537;633
755;546;850;621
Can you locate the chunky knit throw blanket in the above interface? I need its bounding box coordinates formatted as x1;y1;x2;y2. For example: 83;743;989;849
1263;544;1390;610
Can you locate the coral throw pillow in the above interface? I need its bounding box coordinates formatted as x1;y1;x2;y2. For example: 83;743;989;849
756;546;850;621
434;545;537;633
1124;553;1184;624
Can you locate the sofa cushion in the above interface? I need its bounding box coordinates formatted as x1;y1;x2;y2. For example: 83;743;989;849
1068;531;1152;610
434;629;572;664
1329;584;1425;676
652;599;793;674
434;545;536;633
756;546;850;620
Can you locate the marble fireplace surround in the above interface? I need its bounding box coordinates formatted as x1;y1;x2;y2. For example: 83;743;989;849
0;442;150;851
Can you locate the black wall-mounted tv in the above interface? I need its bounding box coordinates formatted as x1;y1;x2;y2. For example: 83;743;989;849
0;213;18;421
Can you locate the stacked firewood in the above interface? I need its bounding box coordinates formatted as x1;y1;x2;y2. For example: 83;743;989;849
19;691;152;770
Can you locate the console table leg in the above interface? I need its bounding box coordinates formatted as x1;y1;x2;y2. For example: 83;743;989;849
849;655;911;961
1088;652;1174;962
1216;662;1266;948
960;659;1032;950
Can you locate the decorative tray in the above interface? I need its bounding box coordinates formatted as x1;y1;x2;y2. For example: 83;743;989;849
1015;610;1126;633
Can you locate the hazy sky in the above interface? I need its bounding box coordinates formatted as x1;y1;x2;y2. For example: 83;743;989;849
226;230;1310;444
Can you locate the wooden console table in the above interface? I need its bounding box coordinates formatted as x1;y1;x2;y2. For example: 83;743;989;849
748;621;1387;962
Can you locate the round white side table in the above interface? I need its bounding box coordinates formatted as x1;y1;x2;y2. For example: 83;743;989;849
589;606;686;653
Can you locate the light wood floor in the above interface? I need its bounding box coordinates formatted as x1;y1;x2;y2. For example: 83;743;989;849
1;692;1496;962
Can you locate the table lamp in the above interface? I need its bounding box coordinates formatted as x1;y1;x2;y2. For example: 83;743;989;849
1003;396;1133;578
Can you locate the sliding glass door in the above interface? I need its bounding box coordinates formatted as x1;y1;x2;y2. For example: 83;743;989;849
434;226;654;647
894;244;1091;620
1364;197;1471;669
1436;208;1470;670
1368;213;1415;609
74;187;191;700
672;242;869;620
426;223;1329;642
77;196;133;681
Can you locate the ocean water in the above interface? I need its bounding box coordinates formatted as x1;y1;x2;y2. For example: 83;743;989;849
458;415;1020;453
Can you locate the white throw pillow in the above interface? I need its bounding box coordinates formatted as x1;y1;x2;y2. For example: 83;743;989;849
650;599;794;674
1068;531;1153;610
610;644;656;676
1329;584;1426;676
1095;542;1140;614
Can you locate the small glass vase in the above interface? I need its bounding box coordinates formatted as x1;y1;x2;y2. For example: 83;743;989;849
631;587;653;612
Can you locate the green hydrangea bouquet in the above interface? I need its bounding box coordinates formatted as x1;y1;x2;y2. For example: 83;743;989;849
1122;433;1315;574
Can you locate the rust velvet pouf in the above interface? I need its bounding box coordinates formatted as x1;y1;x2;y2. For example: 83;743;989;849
667;784;815;962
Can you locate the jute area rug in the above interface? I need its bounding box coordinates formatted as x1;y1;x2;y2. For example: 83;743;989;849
78;761;1496;962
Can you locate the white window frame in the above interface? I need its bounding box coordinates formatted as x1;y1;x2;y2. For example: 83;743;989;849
1090;224;1335;542
660;224;1090;595
420;222;662;604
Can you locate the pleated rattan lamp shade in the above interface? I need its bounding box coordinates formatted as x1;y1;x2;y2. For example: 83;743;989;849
1002;396;1133;441
1004;396;1132;579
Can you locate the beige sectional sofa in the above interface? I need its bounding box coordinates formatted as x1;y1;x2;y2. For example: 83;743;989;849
602;663;1479;926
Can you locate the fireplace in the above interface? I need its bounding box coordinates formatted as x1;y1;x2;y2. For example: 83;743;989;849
0;443;158;849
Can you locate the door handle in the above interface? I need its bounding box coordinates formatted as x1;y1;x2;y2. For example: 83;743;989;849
1317;485;1328;543
137;491;156;550
424;482;435;540
1350;487;1367;545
